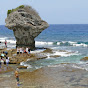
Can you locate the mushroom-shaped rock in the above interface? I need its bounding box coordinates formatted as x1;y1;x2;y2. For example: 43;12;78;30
5;5;49;49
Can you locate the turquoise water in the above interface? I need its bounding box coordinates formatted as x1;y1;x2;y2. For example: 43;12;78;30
0;24;88;70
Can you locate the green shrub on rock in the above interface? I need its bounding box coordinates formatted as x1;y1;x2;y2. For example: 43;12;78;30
7;10;12;16
7;5;25;16
18;5;24;8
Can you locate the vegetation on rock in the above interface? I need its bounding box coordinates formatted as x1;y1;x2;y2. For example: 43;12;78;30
7;5;29;15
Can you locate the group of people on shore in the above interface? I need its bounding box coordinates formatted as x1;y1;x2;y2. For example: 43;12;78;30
0;51;9;70
0;40;31;86
17;47;31;55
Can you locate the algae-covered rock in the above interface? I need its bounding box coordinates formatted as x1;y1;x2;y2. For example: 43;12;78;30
80;57;88;61
5;5;49;49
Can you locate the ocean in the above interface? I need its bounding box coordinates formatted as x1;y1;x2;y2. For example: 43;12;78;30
0;24;88;71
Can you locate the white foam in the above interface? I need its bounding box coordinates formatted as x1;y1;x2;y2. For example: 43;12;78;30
26;65;32;69
56;41;88;47
44;49;80;59
57;42;60;45
0;40;5;42
0;37;8;42
27;59;31;61
31;49;45;53
20;62;24;65
7;40;16;44
72;64;88;71
73;43;88;47
48;64;65;67
47;42;53;45
62;41;66;43
35;41;53;45
0;37;7;40
7;44;16;48
52;50;79;57
20;62;32;69
48;63;88;71
68;41;77;45
0;38;16;44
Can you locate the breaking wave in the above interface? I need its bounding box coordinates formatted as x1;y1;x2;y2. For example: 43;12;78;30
35;41;88;47
0;37;88;47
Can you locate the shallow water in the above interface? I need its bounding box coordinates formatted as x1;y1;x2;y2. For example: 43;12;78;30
1;25;88;71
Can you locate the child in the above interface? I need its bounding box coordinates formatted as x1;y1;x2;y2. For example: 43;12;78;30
15;68;20;86
6;56;9;67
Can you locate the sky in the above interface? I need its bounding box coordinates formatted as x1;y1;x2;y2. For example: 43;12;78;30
1;0;88;25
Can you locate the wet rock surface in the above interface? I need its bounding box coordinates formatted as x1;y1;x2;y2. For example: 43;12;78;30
80;57;88;61
0;64;88;88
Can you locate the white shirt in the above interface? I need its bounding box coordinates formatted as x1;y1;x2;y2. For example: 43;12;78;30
6;57;9;62
20;48;23;52
26;48;28;53
17;48;20;52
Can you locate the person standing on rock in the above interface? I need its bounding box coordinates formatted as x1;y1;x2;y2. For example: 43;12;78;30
28;47;31;56
28;47;31;54
20;47;23;54
15;68;20;86
6;55;9;68
5;40;7;48
26;47;28;53
17;47;20;55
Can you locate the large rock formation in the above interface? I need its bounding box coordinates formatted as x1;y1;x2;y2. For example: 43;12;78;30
5;5;49;49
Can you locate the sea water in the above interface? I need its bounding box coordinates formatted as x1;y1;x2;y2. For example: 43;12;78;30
0;24;88;71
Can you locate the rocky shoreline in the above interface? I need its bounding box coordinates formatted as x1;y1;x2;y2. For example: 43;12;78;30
0;48;88;88
0;48;60;71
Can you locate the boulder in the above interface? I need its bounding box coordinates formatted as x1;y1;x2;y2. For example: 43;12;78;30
42;48;53;53
5;5;49;49
80;57;88;61
17;66;28;69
